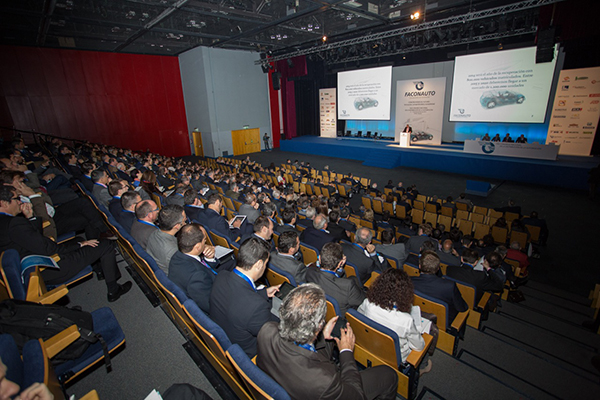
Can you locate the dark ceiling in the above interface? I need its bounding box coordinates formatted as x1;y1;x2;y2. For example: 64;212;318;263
0;0;562;62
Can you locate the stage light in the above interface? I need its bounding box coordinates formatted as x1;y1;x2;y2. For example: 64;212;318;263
322;35;327;42
410;12;420;20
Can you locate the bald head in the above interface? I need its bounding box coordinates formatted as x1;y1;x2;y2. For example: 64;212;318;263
442;239;453;253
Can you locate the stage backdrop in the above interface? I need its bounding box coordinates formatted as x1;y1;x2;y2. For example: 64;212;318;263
546;66;600;156
394;77;446;146
319;88;337;138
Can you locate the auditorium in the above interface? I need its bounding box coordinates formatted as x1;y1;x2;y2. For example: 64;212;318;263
1;0;599;399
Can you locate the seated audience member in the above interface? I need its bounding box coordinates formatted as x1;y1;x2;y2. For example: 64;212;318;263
169;224;219;314
521;211;548;246
306;242;365;315
358;269;434;374
269;231;306;283
203;193;244;242
131;200;160;249
516;134;527;143
238;193;261;224
375;229;408;265
507;241;530;276
437;239;461;266
241;215;275;251
183;188;204;223
362;208;377;230
327;209;350;241
166;185;186;207
276;207;299;234
337;207;357;233
377;210;395;236
118;190;142;233
446;249;505;301
91;169;112;207
412;250;468;324
455;193;474;211
257;283;398;400
406;224;433;254
0;184;131;302
210;237;280;357
0;357;55;400
108;179;128;217
147;204;186;274
300;213;336;251
261;202;279;228
342;227;390;284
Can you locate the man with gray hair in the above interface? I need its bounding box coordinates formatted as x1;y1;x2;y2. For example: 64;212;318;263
341;227;390;284
300;213;336;251
257;283;398;400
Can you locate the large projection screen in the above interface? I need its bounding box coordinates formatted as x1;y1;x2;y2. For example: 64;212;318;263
338;66;392;120
449;47;557;123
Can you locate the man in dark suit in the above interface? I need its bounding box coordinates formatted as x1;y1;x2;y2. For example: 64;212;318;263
341;227;389;285
108;180;127;217
117;190;141;234
327;210;350;242
0;184;131;302
203;193;243;243
183;188;204;223
446;249;505;301
240;216;275;251
269;231;306;284
257;283;397;400
130;200;159;249
209;237;280;357
169;224;220;314
300;214;336;252
412;250;468;325
374;229;407;265
91;169;112;208
406;224;433;254
338;208;357;233
306;242;365;315
275;208;299;235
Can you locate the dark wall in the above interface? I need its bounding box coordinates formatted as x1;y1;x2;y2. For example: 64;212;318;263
0;45;190;157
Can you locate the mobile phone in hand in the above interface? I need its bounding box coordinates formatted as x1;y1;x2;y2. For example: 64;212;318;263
331;317;348;339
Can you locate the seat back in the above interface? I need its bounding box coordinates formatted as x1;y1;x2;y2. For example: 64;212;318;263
325;294;341;320
525;224;541;243
456;209;469;221
473;223;490;240
455;202;468;211
491;226;508;244
223;196;235;210
441;206;453;217
361;197;372;210
509;230;528;249
425;203;437;214
383;202;394;215
412;200;424;211
457;219;473;236
0;249;25;300
504;212;520;224
372;199;383;214
411;209;424;225
210;229;231;249
413;290;448;331
395;205;407;219
469;213;484;224
437;214;452;228
299;243;318;265
346;309;401;368
473;206;488;215
402;263;420;277
226;344;291;400
424;211;437;227
265;264;293;287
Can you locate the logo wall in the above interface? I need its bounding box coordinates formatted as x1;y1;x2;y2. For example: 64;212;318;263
319;88;337;138
547;67;600;156
395;77;446;146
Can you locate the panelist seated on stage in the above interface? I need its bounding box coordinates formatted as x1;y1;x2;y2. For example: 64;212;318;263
502;133;514;143
491;134;501;142
516;134;527;143
482;133;491;141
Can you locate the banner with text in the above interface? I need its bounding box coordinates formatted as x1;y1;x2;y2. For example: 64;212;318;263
320;88;337;138
395;77;446;146
547;67;600;155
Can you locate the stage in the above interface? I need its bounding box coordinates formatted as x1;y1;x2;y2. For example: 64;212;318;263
279;136;599;190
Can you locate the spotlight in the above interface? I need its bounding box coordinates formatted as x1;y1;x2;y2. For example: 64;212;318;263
410;12;420;20
322;35;327;42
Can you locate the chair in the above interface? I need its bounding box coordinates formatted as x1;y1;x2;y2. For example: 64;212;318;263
437;214;452;229
455;209;469;221
425;203;437;214
363;271;380;288
325;294;341;321
361;196;372;210
337;184;349;198
444;276;490;330
346;309;432;399
473;206;488;215
343;262;362;285
504;212;520;224
272;231;280;248
424;211;437;227
372;199;383;214
299;243;319;266
509;230;528;249
383;202;395;215
455;202;468;211
473;222;490;240
469;213;484;224
440;206;454;217
395;205;407;220
151;192;166;209
384;255;400;270
209;229;232;249
525;224;541;244
413;290;468;356
402;263;420;277
265;264;294;287
223;196;235;210
1;250;69;304
313;185;322;196
411;209;424;225
226;344;291;400
491;225;508;244
321;187;330;198
412;200;424;211
233;199;243;212
457;219;473;236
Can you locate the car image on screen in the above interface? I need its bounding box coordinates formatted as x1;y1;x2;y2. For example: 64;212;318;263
479;90;525;109
354;97;379;110
411;131;434;142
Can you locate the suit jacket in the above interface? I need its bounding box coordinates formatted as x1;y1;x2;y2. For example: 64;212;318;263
406;235;432;254
184;205;204;224
209;270;278;357
203;208;241;242
117;210;136;234
446;265;505;300
108;197;123;217
146;230;178;274
411;274;468;326
169;251;218;314
300;227;336;252
238;203;260;224
305;266;365;315
92;183;112;207
257;321;366;400
269;251;307;284
275;224;299;235
166;193;185;207
80;176;94;193
341;242;389;285
130;220;159;249
327;221;350;242
375;243;408;265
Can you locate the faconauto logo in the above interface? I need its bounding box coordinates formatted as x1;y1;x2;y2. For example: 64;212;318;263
415;81;424;90
482;142;495;154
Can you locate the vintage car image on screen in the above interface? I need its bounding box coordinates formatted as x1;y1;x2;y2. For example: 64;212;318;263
354;97;379;110
411;131;434;142
479;90;525;109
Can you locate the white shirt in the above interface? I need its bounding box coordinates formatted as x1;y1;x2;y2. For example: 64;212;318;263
358;299;425;362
